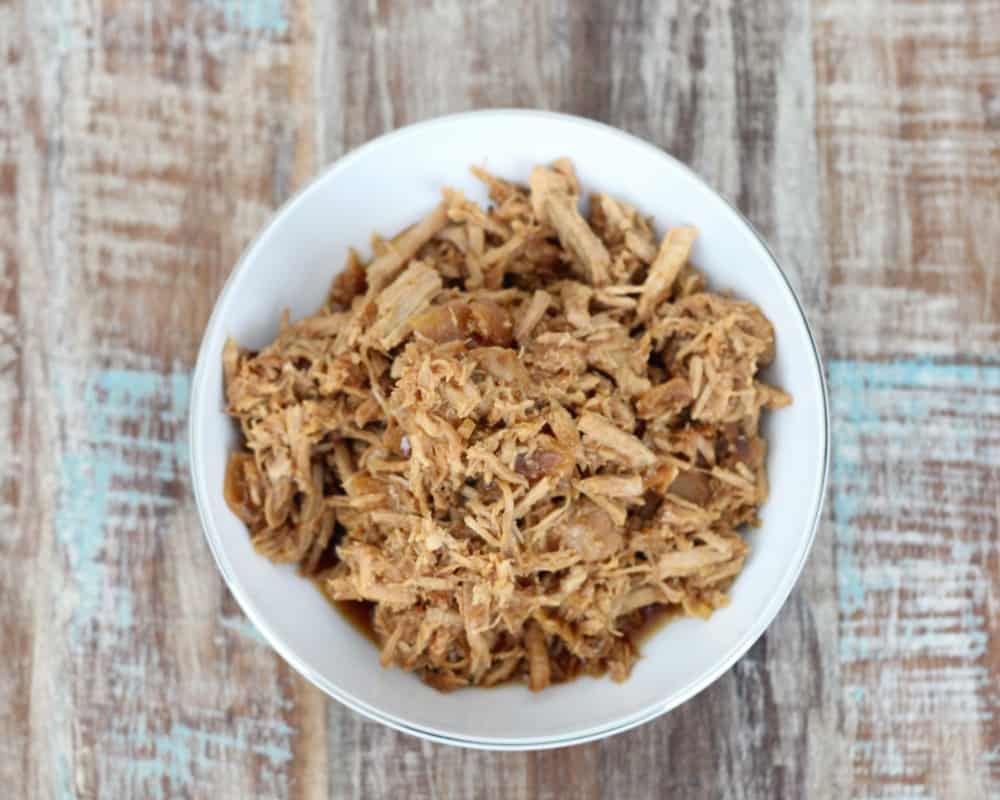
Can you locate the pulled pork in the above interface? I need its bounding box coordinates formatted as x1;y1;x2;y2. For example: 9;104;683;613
223;159;791;691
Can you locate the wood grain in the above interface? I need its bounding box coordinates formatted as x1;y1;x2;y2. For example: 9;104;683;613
814;1;1000;796
815;0;1000;360
1;3;29;798
2;0;997;797
9;1;323;797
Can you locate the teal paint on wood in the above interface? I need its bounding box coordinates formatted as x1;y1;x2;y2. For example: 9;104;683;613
54;369;191;641
829;358;1000;624
203;0;289;35
829;357;1000;784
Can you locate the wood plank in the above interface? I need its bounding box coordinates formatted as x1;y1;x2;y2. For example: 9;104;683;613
596;2;842;797
0;4;30;798
815;0;1000;796
313;2;834;798
316;2;607;793
11;1;322;797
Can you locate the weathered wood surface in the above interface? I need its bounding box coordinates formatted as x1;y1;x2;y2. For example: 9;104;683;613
2;0;997;797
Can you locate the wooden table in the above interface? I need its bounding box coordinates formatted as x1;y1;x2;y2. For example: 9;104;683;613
4;1;998;797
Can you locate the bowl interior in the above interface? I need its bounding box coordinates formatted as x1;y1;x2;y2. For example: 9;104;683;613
190;111;828;747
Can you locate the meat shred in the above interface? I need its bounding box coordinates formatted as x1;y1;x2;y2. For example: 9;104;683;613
223;160;791;691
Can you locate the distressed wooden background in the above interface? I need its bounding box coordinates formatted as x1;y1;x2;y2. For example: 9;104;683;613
3;0;998;797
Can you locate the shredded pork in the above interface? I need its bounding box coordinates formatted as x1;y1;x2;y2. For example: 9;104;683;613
223;160;791;691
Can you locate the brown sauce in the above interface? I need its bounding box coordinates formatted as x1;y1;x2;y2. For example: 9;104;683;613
333;598;378;644
309;575;378;644
628;602;682;645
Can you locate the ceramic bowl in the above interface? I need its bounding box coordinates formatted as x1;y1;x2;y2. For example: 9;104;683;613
189;110;829;750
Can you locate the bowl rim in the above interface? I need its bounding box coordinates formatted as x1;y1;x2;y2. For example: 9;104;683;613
189;108;831;750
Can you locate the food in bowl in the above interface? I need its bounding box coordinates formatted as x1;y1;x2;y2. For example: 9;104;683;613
222;158;790;692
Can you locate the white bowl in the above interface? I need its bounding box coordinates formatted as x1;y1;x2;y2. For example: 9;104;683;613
189;110;829;750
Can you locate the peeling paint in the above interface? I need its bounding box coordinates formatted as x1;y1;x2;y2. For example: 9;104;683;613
55;369;190;637
829;358;1000;788
202;0;289;35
